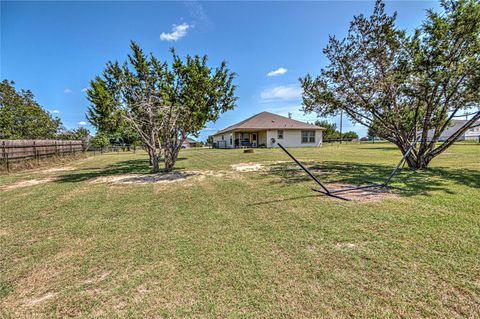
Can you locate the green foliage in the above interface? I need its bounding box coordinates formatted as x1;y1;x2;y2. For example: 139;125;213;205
315;120;358;140
301;0;480;168
0;80;62;139
206;135;214;145
315;120;338;139
86;41;237;172
58;127;90;140
343;131;358;139
90;132;110;148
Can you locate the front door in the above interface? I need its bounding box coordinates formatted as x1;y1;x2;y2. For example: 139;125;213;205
252;133;257;147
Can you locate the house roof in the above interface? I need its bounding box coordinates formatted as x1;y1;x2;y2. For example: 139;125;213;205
425;119;480;138
215;112;324;135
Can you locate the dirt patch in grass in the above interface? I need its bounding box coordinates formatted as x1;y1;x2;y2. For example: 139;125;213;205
89;171;206;185
83;271;111;285
2;177;58;191
325;183;398;202
231;163;264;172
41;166;75;173
27;292;57;306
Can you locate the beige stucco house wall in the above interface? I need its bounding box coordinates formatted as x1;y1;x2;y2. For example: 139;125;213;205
212;112;325;149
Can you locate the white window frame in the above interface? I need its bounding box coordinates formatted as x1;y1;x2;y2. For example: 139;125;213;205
277;130;284;139
301;131;315;143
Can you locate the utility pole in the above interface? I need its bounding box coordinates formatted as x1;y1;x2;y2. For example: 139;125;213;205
339;110;343;144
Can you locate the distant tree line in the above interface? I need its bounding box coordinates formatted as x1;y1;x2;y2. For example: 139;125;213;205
315;120;358;141
0;80;90;141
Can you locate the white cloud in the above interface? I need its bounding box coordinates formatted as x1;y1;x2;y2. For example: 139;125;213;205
82;87;88;92
64;88;73;94
160;23;190;41
183;1;210;25
260;85;302;101
267;67;287;77
50;110;60;114
201;127;217;131
78;121;87;126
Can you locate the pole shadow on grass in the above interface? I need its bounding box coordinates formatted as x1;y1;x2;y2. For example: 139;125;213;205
53;157;187;184
265;161;480;196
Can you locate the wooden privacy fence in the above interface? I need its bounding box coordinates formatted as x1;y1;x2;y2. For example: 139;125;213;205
1;139;85;171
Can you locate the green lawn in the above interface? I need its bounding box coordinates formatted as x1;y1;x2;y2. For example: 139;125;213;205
1;143;479;318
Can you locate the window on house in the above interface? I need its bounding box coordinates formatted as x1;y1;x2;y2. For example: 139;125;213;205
221;135;224;141
277;130;284;139
301;131;315;143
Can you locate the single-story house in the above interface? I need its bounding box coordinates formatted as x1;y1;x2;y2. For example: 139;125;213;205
212;111;325;148
426;119;480;141
182;138;198;148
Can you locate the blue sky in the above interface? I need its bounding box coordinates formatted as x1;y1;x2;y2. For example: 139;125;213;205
1;0;438;140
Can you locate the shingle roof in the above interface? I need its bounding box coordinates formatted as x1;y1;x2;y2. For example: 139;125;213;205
215;112;324;135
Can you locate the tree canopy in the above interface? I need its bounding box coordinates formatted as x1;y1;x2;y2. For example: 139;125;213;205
301;0;480;168
0;80;62;139
87;41;237;172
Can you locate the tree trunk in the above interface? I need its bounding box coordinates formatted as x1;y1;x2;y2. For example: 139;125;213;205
147;147;153;166
163;147;177;172
151;153;159;173
401;149;433;169
164;155;174;172
163;143;181;172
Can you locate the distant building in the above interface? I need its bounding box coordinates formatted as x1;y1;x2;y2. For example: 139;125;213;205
426;119;480;141
212;111;325;148
182;138;198;148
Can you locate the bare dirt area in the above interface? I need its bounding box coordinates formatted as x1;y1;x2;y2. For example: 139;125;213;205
2;177;59;191
89;171;207;185
41;166;75;173
231;161;290;172
324;183;398;202
231;163;264;172
26;292;57;306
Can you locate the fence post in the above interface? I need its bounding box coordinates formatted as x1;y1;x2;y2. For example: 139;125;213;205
5;153;9;173
33;141;39;165
2;141;5;170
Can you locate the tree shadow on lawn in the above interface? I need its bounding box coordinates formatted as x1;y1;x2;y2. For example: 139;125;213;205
266;161;480;196
53;157;187;184
356;146;399;151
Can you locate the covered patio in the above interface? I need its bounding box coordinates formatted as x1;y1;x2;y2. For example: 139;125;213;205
233;131;267;148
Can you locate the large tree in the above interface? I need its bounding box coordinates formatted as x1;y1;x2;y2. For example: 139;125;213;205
87;42;237;172
301;0;480;169
0;80;62;139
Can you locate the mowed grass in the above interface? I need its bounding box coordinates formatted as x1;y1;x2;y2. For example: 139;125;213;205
1;143;479;318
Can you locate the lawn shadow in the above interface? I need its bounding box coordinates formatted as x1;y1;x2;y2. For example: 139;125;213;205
357;146;399;151
247;194;321;206
266;161;480;196
54;158;186;184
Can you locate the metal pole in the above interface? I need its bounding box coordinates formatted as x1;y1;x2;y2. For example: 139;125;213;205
383;136;418;187
339;110;343;144
278;143;330;194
